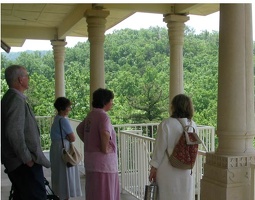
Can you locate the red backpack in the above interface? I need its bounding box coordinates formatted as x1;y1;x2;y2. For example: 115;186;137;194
166;119;202;173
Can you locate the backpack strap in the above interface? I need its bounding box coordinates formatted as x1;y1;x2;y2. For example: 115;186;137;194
177;118;193;131
177;118;196;174
178;118;202;145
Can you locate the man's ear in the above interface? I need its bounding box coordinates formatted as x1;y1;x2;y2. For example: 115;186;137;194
18;77;22;84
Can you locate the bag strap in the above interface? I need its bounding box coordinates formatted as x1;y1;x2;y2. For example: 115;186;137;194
165;148;171;160
59;118;65;149
177;118;196;175
165;118;187;162
177;118;193;131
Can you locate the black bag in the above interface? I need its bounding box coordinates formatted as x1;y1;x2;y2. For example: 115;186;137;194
9;177;59;200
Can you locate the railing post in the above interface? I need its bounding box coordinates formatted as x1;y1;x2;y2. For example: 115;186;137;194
211;127;215;151
120;131;126;194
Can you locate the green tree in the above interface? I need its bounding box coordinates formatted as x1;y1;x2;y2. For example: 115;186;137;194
65;61;90;120
26;73;55;116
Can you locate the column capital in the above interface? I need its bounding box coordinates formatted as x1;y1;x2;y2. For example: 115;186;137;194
51;40;67;47
163;14;189;23
51;40;66;62
164;14;188;46
84;9;110;18
85;9;109;44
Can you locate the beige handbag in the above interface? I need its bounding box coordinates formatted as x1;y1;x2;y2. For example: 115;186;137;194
59;119;82;168
61;142;82;167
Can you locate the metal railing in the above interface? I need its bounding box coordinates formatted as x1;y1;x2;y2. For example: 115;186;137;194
36;116;216;199
118;128;213;200
119;130;155;198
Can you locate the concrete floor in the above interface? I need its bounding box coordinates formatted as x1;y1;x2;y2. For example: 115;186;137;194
1;164;138;200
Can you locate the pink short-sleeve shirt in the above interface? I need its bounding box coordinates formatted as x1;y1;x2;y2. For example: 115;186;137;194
83;108;118;173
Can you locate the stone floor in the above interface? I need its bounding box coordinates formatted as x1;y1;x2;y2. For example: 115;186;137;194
1;162;138;200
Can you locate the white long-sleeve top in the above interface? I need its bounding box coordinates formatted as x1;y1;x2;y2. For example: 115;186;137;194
149;117;197;200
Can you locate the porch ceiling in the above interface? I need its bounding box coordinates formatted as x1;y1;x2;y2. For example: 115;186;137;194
1;3;219;48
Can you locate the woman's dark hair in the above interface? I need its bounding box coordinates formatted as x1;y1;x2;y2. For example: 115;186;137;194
92;88;114;108
54;97;72;112
171;94;194;120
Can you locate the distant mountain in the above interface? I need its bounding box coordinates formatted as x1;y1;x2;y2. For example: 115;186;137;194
1;50;50;61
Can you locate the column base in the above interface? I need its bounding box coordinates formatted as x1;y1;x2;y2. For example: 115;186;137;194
200;153;255;200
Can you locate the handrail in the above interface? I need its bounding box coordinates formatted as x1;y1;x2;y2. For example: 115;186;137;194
114;123;160;128
118;130;155;141
198;150;207;156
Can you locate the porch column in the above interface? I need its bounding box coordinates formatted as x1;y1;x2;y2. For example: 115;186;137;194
51;40;67;98
201;4;255;200
85;9;109;105
163;14;189;114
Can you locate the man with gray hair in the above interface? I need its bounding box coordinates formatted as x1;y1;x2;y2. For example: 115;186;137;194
1;65;51;199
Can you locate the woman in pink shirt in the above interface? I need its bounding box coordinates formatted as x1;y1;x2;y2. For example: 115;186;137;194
76;88;120;200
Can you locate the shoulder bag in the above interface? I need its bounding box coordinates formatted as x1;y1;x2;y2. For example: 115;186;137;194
59;118;82;168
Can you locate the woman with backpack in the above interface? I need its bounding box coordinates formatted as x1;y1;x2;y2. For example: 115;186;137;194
149;94;198;200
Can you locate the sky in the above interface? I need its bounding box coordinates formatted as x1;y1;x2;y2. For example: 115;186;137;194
2;3;255;52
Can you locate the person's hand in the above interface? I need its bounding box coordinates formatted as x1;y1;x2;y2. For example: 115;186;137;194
149;166;157;182
66;133;75;142
26;160;34;167
66;135;70;141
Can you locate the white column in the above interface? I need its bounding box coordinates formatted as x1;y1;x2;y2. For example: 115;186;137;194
85;9;109;105
201;4;255;200
217;4;255;155
51;40;67;98
163;14;189;113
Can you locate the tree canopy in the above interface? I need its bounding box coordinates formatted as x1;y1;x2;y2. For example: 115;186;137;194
1;26;255;129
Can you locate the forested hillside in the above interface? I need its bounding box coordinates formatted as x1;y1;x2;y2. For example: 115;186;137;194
1;26;254;128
